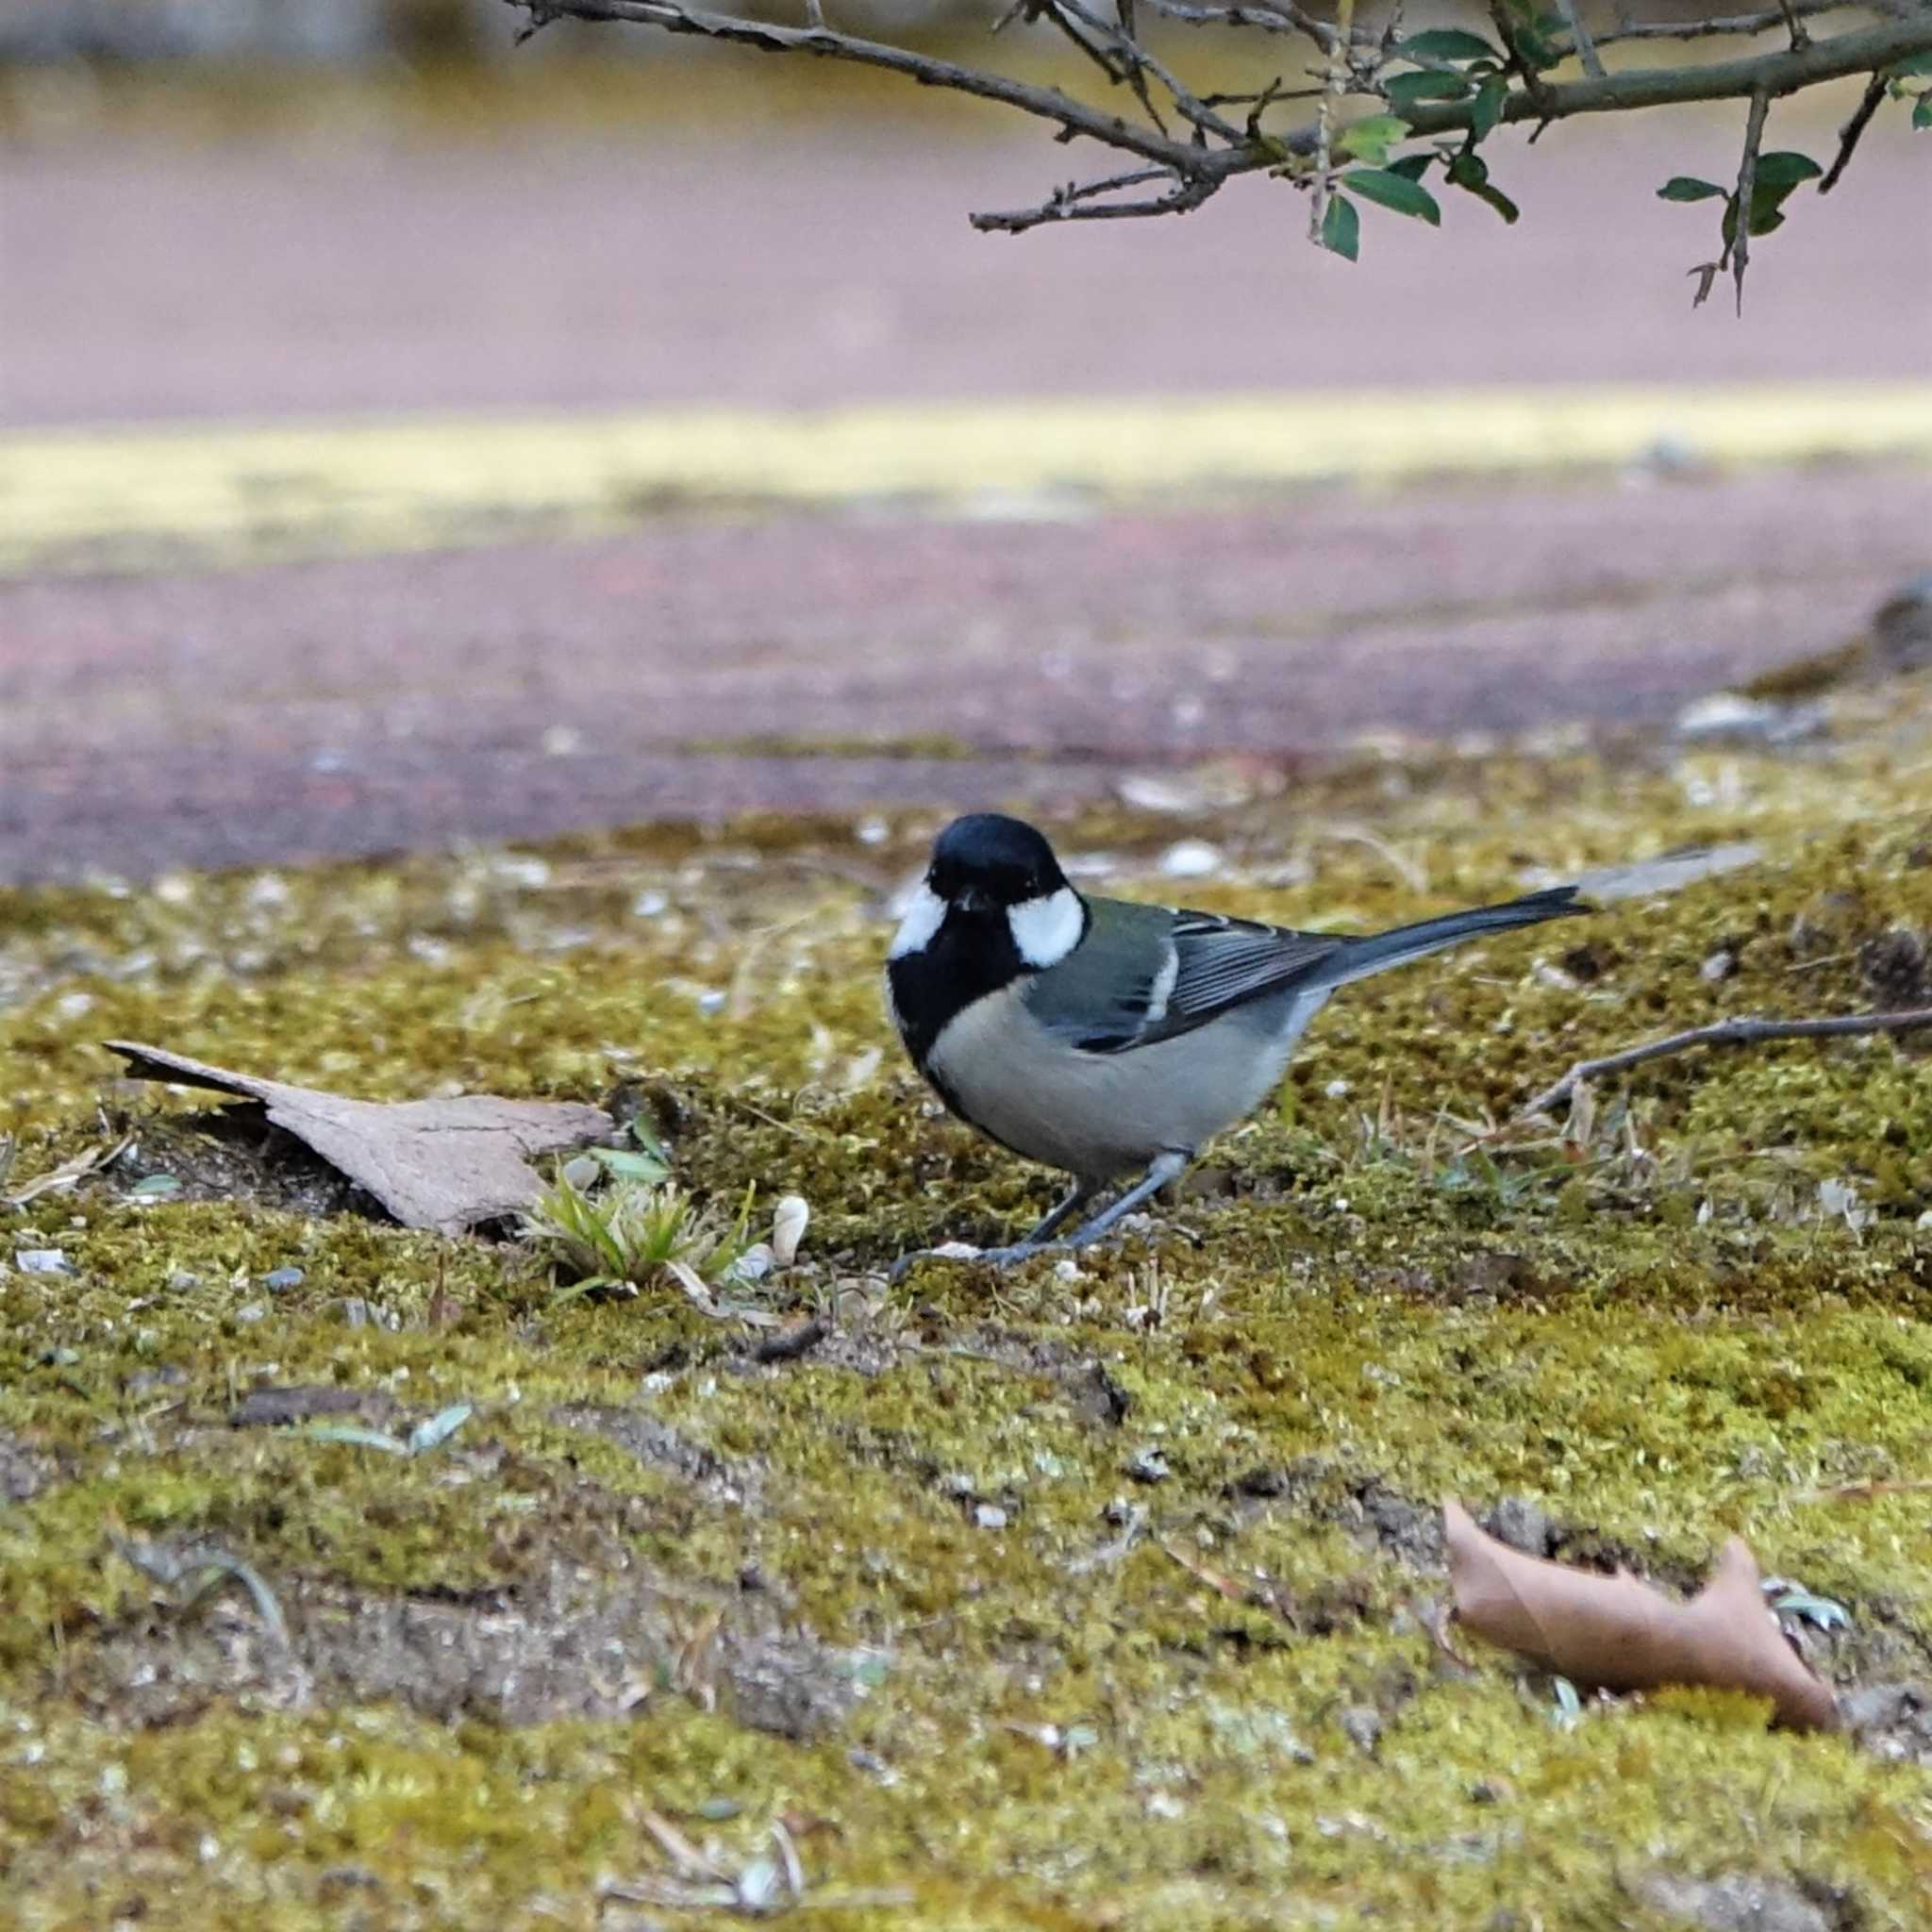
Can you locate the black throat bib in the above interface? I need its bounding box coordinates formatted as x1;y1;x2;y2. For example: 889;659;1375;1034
887;908;1025;1070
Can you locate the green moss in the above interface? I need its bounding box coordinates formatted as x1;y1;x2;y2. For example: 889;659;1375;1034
4;688;1932;1926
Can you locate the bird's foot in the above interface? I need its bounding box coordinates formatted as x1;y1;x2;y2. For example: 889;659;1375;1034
888;1239;1064;1282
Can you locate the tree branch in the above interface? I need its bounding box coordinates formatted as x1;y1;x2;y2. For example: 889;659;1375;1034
1554;0;1607;75
505;1;1932;237
1518;1008;1932;1121
1819;69;1889;189
970;166;1213;231
508;0;1208;171
1364;13;1932;147
1727;87;1770;312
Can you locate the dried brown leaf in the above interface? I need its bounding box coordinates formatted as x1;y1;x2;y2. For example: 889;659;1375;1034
106;1041;611;1235
1443;1499;1838;1730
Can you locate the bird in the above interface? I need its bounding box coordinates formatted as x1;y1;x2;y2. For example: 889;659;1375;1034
885;811;1586;1265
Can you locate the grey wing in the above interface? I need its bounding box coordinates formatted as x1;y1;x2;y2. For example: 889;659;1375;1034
1134;908;1345;1046
1025;898;1343;1055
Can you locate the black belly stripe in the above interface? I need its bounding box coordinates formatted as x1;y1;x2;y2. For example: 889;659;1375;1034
886;908;1024;1069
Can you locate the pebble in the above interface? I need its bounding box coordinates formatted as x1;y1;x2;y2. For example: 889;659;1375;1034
259;1267;305;1292
974;1503;1009;1530
16;1250;74;1276
1158;839;1224;880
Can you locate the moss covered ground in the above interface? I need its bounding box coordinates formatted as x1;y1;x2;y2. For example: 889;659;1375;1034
2;678;1930;1929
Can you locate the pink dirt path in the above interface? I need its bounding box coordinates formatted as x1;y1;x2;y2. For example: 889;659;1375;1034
6;467;1927;882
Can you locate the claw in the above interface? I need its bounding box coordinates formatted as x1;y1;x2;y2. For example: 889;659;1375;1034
888;1239;1064;1281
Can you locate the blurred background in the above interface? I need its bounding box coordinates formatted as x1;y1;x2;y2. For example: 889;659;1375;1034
1;0;1928;880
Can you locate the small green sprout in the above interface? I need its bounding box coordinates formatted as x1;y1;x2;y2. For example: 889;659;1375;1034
525;1166;759;1309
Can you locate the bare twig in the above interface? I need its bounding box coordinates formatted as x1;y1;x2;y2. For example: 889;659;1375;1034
1819;69;1889;190
508;0;1208;170
1554;0;1606;76
1052;0;1247;141
1308;0;1358;243
1145;0;1374;52
1587;0;1902;50
1518;1007;1932;1121
1775;0;1813;46
973;169;1213;233
1728;86;1771;313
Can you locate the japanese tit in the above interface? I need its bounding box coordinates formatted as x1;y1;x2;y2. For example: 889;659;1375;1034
886;811;1585;1263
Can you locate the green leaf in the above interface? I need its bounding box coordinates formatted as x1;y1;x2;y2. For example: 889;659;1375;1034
1915;95;1932;130
1752;149;1822;191
1387;152;1437;181
1343;168;1443;225
1887;51;1932;76
591;1146;670;1183
1471;74;1509;142
1447;150;1520;223
1338;114;1410;164
301;1423;408;1454
1658;175;1726;202
548;1274;620;1308
1502;1;1564;72
407;1403;475;1457
1320;192;1360;262
1385;70;1472;110
1735;152;1822;238
1397;28;1499;63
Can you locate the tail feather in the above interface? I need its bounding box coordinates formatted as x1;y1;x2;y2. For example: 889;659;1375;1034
1316;885;1588;990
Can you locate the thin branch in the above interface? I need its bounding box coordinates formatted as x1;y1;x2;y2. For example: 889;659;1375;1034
1518;1008;1932;1121
1819;69;1888;189
1576;0;1906;51
1335;14;1932;152
1028;0;1173;138
508;0;1208;172
1554;0;1607;75
1051;0;1247;140
1728;86;1770;313
1144;0;1374;52
1775;0;1814;45
972;169;1214;232
1308;0;1358;243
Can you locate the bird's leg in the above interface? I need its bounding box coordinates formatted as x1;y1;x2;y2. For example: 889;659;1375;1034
890;1163;1185;1278
889;1180;1105;1279
1020;1178;1103;1247
1060;1149;1190;1249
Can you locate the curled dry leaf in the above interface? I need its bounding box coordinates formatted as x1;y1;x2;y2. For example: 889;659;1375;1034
105;1041;611;1235
1443;1500;1839;1731
771;1193;810;1268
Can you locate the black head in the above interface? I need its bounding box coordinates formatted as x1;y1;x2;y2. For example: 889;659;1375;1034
927;813;1068;912
886;813;1084;1071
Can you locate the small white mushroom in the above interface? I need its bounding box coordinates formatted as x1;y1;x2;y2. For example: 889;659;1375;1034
771;1194;811;1267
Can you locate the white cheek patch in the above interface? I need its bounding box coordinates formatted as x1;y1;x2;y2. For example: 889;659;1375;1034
888;882;947;960
1008;887;1085;969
